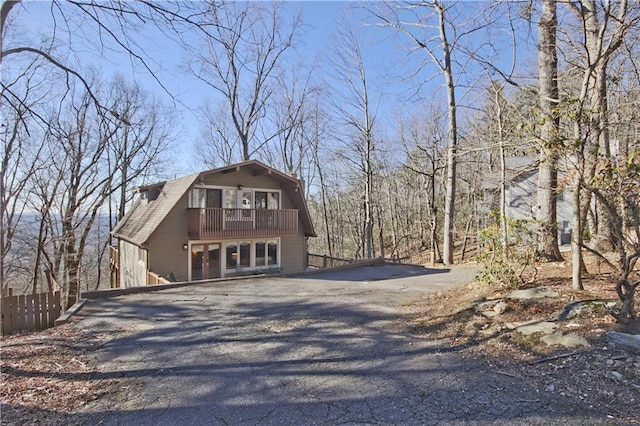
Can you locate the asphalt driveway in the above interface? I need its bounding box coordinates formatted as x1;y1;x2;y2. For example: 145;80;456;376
74;264;613;425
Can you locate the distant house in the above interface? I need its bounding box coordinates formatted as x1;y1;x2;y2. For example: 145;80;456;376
110;160;316;287
478;157;573;245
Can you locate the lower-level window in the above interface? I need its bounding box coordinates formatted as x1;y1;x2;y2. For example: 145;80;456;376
268;241;278;266
239;242;250;267
226;239;279;271
226;243;237;269
255;242;266;266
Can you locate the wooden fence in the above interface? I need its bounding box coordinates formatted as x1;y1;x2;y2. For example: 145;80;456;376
393;251;434;266
308;253;353;269
1;289;63;336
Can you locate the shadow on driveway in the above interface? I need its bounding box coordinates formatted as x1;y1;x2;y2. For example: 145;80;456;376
301;263;451;282
67;277;612;425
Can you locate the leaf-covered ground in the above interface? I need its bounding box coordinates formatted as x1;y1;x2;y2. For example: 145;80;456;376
2;258;639;424
404;260;640;423
0;321;115;425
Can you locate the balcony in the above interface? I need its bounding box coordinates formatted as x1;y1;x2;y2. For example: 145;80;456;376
188;208;299;239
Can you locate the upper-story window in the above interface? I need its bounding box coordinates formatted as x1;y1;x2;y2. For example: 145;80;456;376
190;188;222;208
255;191;279;209
190;187;280;210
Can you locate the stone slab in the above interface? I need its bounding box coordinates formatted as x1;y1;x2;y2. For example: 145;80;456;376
507;286;559;300
515;320;558;335
541;331;589;348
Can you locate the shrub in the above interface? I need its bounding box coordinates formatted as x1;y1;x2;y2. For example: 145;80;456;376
476;211;538;288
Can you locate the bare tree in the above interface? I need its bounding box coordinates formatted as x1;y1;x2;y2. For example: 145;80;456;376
327;20;380;259
307;99;334;258
2;1;215;121
46;90;117;307
103;75;176;220
0;57;48;293
269;64;316;178
371;1;466;265
560;0;639;290
401;110;447;264
189;2;302;162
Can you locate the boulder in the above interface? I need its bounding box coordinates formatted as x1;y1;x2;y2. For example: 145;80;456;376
474;299;508;318
550;299;616;321
493;301;509;315
606;332;640;355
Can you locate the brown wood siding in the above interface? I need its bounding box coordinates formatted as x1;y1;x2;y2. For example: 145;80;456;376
201;169;283;189
145;171;307;280
276;190;308;272
280;189;295;209
147;192;190;282
279;224;306;274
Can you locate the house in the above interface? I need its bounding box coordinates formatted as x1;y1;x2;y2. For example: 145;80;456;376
110;160;316;287
478;157;573;245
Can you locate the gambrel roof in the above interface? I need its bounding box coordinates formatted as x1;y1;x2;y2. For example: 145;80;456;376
112;160;316;246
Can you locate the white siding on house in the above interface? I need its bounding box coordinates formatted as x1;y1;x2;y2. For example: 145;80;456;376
119;240;148;287
507;170;574;245
507;171;537;220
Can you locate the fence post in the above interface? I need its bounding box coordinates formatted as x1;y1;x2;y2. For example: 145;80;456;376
10;294;18;333
1;294;15;335
33;293;42;329
18;295;26;331
26;295;35;331
54;291;62;319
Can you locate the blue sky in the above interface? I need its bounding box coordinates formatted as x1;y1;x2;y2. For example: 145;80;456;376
17;1;359;174
11;1;533;176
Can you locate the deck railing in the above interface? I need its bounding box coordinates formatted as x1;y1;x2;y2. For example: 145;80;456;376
148;270;170;285
188;208;298;239
109;245;118;269
109;246;119;288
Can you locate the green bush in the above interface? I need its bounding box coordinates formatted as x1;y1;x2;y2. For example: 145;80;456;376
476;211;538;288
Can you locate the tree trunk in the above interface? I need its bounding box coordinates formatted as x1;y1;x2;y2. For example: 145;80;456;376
571;178;584;290
64;220;80;308
364;162;373;258
118;121;129;220
616;278;637;324
438;4;457;266
32;214;48;294
377;204;385;258
499;113;508;254
536;0;563;261
592;63;616;251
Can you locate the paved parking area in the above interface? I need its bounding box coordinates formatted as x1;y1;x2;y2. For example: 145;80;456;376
75;264;612;425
